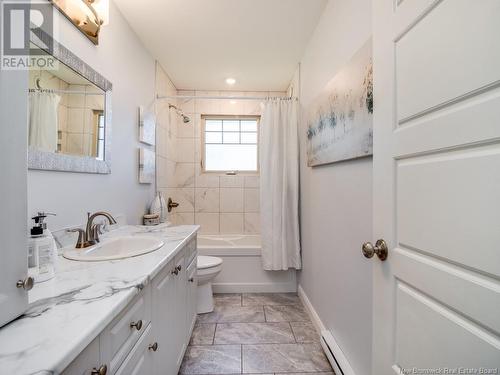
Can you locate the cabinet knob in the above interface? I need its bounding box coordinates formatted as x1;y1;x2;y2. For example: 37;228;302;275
16;277;34;291
148;342;159;352
91;365;107;375
171;268;179;275
176;265;182;272
130;320;143;331
188;277;194;283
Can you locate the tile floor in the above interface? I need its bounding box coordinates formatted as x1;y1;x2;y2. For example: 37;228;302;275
180;293;334;375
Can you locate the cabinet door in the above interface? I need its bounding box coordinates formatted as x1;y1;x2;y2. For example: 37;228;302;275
186;257;197;341
151;261;176;375
115;324;154;375
62;337;101;375
173;254;187;369
0;67;28;327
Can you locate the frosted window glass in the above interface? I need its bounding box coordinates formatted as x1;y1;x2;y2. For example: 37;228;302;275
205;132;222;143
223;132;240;144
206;120;222;131
241;120;257;132
223;120;239;132
241;132;257;144
205;144;257;171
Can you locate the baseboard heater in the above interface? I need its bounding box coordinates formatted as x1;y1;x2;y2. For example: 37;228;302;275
320;330;349;375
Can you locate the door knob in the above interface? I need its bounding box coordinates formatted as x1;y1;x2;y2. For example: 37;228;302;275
362;239;388;261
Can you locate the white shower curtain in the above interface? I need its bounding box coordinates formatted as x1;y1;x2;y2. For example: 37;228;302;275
28;92;60;152
259;98;301;270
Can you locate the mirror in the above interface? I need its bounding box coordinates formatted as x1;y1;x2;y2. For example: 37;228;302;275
28;30;112;174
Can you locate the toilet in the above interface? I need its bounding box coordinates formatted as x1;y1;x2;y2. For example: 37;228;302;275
196;255;223;314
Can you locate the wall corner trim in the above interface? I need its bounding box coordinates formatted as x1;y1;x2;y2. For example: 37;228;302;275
297;284;357;375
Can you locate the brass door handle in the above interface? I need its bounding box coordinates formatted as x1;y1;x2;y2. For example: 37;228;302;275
91;365;107;375
130;320;143;331
167;197;179;212
362;239;388;261
16;277;34;291
148;342;159;352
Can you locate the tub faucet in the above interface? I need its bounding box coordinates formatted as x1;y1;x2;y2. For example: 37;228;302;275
68;211;117;248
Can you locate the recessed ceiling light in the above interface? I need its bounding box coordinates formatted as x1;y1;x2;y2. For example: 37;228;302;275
225;78;236;85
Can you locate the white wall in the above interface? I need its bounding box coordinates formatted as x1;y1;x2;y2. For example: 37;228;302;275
295;0;373;374
28;1;157;230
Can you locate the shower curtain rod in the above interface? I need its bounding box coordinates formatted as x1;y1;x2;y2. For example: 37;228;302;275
28;88;104;95
156;94;297;101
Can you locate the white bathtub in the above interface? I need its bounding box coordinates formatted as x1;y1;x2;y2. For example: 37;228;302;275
197;234;261;256
196;234;296;293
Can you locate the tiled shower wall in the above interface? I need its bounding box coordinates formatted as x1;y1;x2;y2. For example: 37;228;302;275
156;84;286;234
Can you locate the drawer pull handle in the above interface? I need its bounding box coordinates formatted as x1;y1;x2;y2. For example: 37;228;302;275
148;342;159;352
188;277;194;283
91;365;107;375
176;265;182;272
130;320;143;331
172;268;179;275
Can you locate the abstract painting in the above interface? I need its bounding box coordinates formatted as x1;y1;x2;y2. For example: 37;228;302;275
139;105;156;145
306;40;373;166
138;147;155;184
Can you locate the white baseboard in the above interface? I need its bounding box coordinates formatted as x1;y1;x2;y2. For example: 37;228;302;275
213;282;297;294
297;285;356;375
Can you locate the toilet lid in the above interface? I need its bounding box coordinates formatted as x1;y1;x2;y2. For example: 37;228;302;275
197;255;223;270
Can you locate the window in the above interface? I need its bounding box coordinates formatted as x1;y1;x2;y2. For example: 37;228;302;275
95;111;105;160
202;116;259;172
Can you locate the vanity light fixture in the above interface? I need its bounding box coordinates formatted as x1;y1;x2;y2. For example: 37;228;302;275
225;77;236;85
89;0;110;26
50;0;109;45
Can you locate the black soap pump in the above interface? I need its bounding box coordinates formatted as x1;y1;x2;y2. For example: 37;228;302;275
30;212;56;236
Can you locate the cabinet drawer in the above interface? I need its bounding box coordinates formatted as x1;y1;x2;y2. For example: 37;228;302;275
115;324;155;375
101;287;151;374
62;336;100;375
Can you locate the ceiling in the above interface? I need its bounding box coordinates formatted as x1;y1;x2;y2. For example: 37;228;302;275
114;0;327;91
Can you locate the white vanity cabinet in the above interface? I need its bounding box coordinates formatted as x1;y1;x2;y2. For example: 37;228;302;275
62;237;197;375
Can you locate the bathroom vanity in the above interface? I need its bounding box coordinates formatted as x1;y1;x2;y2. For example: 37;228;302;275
0;224;198;375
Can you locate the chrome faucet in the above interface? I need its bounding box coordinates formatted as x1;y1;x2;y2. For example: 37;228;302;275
68;211;117;248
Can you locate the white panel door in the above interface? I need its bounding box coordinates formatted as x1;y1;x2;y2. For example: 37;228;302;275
372;0;500;373
0;68;29;327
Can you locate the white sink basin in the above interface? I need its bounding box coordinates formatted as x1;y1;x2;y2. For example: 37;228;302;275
63;236;165;261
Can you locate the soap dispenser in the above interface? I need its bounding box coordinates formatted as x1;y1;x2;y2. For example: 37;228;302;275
28;212;57;283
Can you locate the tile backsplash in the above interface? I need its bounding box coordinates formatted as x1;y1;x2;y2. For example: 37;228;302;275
155;82;285;234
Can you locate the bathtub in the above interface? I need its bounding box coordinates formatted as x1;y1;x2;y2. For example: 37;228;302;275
196;234;296;293
197;234;261;256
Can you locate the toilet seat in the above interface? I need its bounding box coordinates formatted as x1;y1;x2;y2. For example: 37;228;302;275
197;255;223;270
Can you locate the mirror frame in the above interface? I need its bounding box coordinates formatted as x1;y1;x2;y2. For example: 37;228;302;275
28;28;112;174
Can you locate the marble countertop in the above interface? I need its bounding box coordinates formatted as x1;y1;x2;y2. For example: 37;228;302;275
0;224;199;375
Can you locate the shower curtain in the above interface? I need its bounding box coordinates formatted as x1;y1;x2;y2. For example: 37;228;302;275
28;91;60;152
259;98;301;270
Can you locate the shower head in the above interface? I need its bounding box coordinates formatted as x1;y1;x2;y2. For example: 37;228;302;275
168;103;190;124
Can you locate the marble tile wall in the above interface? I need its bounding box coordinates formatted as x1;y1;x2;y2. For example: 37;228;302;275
163;90;286;234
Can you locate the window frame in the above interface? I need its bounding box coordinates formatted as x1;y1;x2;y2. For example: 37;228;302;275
201;114;260;174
